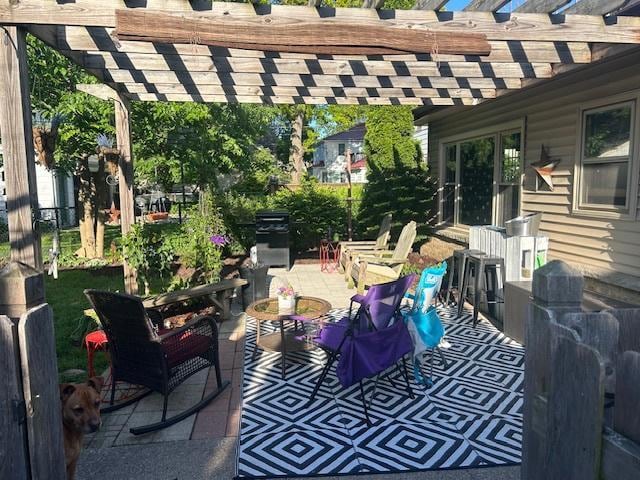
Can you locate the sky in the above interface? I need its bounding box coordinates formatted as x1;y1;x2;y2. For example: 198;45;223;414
443;1;578;12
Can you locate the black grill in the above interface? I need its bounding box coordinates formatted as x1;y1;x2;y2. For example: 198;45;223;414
256;210;290;269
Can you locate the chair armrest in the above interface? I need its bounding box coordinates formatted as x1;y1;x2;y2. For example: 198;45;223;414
339;240;375;248
350;293;367;304
158;314;218;342
359;256;408;266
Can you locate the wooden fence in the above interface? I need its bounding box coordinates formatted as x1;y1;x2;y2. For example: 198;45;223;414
0;305;66;480
523;260;640;480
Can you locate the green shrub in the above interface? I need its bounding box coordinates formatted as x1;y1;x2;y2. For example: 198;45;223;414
272;177;347;251
0;219;8;243
121;223;173;295
219;191;272;250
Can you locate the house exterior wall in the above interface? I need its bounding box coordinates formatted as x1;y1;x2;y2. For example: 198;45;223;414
414;126;429;164
312;138;367;183
425;48;640;279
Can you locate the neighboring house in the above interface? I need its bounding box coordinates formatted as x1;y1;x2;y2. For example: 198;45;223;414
414;125;429;164
415;45;640;302
311;124;368;184
0;142;76;227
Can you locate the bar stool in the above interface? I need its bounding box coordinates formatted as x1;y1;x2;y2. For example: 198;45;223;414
459;254;506;327
446;249;485;308
85;329;109;377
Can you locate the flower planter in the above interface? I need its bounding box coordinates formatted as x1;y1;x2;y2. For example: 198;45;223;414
147;212;169;222
277;294;296;315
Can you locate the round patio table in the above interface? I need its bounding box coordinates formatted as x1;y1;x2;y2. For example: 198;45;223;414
247;296;332;379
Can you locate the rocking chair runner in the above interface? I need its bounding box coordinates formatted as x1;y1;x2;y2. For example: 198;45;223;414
84;289;229;435
307;275;416;426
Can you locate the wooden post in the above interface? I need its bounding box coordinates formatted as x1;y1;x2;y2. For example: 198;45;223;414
523;259;584;480
0;26;42;270
114;95;138;294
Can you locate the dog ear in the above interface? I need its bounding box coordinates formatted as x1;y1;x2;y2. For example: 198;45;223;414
60;384;76;403
87;376;104;394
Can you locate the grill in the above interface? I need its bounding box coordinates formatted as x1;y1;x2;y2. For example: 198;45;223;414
256;210;290;269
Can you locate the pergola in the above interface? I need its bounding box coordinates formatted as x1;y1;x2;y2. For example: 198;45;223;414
1;0;640;478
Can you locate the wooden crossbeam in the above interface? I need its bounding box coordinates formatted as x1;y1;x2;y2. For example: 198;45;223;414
124;92;477;105
514;1;575;13
564;0;631;15
114;9;492;56
76;83;119;101
4;2;640;45
464;0;510;12
412;0;449;10
119;83;498;99
79;51;553;79
98;68;523;90
50;26;593;64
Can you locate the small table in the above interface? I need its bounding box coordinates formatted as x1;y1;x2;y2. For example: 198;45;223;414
247;296;332;379
320;239;340;273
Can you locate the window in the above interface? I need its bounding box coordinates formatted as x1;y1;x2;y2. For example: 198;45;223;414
338;143;346;156
578;102;634;213
496;131;522;225
440;124;523;226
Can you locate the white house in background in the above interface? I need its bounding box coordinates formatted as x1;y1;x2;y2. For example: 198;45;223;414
0;142;76;227
311;124;368;184
414;125;429;163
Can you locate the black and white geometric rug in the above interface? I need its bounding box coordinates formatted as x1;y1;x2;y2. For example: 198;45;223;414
237;306;524;478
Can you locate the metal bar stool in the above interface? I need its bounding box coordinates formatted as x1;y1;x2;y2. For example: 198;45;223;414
446;249;484;310
459;254;506;327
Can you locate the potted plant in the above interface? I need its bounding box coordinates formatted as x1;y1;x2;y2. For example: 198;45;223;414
276;281;296;315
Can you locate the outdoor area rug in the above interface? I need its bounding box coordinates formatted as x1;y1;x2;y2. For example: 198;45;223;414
236;305;524;478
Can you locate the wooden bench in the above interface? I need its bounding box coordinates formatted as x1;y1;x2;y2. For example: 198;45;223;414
142;278;248;323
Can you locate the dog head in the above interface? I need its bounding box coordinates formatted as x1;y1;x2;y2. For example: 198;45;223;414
60;377;104;434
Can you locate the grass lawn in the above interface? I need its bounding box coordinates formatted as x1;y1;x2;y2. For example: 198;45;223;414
1;222;183;381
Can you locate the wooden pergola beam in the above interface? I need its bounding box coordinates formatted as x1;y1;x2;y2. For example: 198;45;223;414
98;69;523;89
464;0;510;12
412;1;449;10
118;83;498;99
114;9;492;56
50;25;593;64
76;83;120;101
77;52;554;79
123;92;476;105
3;2;640;45
515;1;572;13
564;0;631;15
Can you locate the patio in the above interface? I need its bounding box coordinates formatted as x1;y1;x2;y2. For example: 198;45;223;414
76;263;522;480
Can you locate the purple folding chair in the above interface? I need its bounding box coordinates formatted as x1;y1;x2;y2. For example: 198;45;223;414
306;275;416;425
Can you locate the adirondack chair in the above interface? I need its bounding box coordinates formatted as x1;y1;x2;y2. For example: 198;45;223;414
338;214;392;275
349;221;417;294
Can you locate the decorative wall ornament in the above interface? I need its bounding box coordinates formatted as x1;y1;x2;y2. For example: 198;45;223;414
530;144;560;191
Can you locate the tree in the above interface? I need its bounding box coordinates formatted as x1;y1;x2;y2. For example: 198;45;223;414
359;106;435;242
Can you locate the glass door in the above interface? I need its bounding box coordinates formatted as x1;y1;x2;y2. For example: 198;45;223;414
459;137;495;225
495;131;522;225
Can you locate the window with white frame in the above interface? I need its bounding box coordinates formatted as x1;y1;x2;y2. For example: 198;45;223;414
441;126;523;227
578;101;634;213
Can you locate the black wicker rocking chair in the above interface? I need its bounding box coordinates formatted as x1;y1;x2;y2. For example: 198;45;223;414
84;289;229;435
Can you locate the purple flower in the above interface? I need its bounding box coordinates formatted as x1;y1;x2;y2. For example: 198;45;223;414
210;234;228;246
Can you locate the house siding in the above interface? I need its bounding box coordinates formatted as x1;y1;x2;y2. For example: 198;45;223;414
425;48;640;279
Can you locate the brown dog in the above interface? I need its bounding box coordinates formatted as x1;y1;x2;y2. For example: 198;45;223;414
60;377;104;480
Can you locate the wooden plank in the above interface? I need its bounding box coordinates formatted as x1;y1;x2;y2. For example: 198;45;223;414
114;96;137;294
559;312;619;394
18;305;66;480
0;316;28;480
464;0;510;12
79;51;553;78
4;2;640;45
0;26;42;270
615;351;640;444
120;83;498;99
52;26;593;64
515;0;572;13
606;308;640;356
125;92;476;105
413;0;448;9
565;0;631;15
601;427;640;480
115;9;492;56
143;278;247;309
100;69;523;89
76;83;119;101
546;336;604;480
